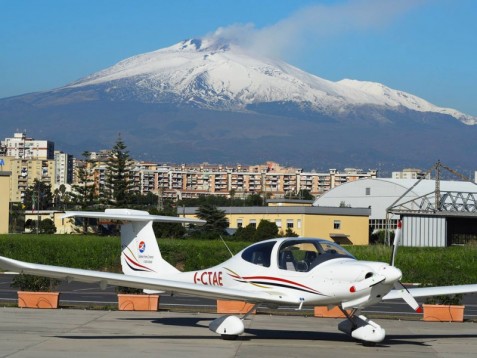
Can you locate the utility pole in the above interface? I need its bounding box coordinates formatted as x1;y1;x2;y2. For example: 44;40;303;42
435;161;441;211
157;188;164;211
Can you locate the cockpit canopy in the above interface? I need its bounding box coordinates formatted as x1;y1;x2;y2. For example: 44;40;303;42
241;238;355;272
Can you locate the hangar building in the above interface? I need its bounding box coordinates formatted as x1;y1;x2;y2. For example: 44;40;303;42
313;178;477;247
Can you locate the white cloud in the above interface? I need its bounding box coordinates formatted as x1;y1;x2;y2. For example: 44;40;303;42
205;0;425;59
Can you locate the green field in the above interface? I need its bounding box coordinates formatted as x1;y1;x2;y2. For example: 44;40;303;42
1;234;476;285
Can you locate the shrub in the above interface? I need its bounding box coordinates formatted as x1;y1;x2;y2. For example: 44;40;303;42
116;286;143;294
11;273;60;292
40;218;56;234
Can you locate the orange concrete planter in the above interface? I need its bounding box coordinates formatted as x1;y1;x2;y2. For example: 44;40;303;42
216;300;255;314
314;306;349;318
423;304;465;322
117;294;160;311
17;291;60;309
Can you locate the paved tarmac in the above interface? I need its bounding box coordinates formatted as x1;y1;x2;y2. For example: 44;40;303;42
1;308;476;358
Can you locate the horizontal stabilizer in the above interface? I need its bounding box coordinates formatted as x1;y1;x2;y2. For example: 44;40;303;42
63;209;205;225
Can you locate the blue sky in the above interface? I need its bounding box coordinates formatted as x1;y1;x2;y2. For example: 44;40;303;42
1;0;476;115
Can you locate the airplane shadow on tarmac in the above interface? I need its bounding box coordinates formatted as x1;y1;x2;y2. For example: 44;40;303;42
55;316;477;347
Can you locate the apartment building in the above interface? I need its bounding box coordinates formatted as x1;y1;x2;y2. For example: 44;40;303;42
0;132;54;160
120;161;377;200
0;156;55;202
392;168;430;180
54;150;73;185
0;133;78;203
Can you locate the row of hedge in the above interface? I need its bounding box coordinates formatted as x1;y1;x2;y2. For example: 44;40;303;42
1;234;476;285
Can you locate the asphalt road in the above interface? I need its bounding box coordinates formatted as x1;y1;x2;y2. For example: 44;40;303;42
2;273;477;318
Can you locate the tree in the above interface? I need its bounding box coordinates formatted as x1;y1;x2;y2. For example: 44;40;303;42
150;206;186;239
23;179;53;211
245;193;263;206
9;202;25;233
128;192;159;209
297;189;314;200
281;227;299;237
285;189;314;200
195;203;229;236
39;218;56;234
53;184;70;210
233;224;256;241
71;151;98;209
104;135;135;207
70;151;99;233
254;220;278;242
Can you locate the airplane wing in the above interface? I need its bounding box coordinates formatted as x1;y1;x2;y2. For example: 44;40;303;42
383;284;477;300
0;256;300;305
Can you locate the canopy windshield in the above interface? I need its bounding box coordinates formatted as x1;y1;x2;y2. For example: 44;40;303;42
241;238;355;272
278;239;355;272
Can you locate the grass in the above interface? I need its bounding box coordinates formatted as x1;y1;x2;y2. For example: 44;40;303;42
347;245;477;284
1;234;476;285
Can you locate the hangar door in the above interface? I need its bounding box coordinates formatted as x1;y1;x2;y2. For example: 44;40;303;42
447;217;477;245
401;216;446;247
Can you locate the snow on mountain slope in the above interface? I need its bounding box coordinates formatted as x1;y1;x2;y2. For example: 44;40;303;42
67;38;476;124
338;79;476;125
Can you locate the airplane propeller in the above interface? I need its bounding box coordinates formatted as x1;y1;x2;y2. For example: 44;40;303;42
390;220;402;267
389;220;422;313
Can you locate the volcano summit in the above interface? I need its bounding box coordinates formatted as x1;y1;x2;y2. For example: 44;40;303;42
0;38;475;170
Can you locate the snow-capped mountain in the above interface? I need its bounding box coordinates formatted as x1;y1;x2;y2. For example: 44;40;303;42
64;38;476;125
1;38;476;171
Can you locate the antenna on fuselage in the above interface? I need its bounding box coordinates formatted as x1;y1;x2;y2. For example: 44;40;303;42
219;235;234;258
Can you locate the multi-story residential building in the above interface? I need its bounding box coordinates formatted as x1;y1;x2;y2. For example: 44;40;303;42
0;133;79;204
88;150;111;162
54;150;73;185
1;132;54;160
72;152;379;202
0;156;55;202
296;168;378;196
121;161;378;201
392;168;430;180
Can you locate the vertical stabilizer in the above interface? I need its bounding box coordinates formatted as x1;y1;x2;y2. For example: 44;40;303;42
104;209;179;277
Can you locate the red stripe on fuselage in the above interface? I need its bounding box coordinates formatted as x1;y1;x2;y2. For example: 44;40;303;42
239;275;319;294
124;253;154;272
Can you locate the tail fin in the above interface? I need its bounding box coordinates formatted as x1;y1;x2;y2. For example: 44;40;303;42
112;209;180;277
63;209;205;277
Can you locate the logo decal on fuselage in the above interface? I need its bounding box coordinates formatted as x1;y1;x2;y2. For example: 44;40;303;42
138;241;146;253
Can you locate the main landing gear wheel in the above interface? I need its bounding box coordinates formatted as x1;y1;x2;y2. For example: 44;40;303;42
209;315;245;339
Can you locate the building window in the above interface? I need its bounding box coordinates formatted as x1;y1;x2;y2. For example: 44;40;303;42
249;219;256;228
297;219;302;229
237;219;243;228
287;219;294;229
275;219;282;228
365;187;371;196
333;220;341;230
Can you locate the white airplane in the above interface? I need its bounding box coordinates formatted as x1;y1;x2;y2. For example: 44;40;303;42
1;209;476;344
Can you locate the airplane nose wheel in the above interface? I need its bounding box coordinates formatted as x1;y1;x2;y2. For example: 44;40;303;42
338;308;386;344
